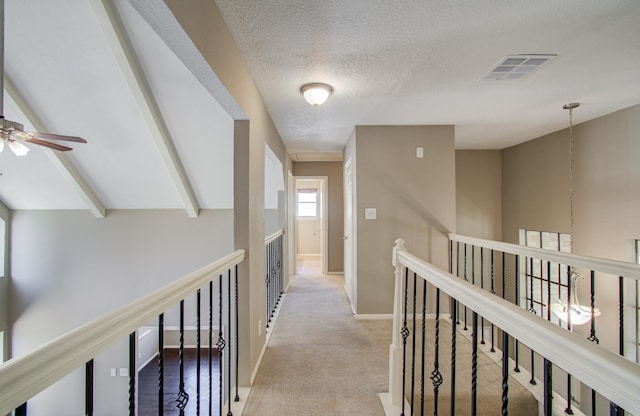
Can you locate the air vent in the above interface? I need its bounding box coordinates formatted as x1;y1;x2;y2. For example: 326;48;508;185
483;54;557;80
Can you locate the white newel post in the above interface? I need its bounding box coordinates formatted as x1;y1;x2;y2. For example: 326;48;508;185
389;239;406;407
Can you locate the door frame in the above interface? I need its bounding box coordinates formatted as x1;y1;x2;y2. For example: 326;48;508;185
292;176;328;275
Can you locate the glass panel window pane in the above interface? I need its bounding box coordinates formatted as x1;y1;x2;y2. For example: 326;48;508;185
298;192;317;203
298;202;317;217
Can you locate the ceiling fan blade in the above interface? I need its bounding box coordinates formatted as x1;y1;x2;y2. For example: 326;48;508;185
28;132;87;143
25;137;73;152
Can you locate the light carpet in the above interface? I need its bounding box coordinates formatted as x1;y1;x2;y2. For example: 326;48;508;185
242;273;538;415
242;273;388;415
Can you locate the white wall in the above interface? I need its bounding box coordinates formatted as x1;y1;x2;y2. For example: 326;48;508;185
9;209;233;415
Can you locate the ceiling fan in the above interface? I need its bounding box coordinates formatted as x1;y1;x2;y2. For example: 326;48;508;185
0;0;86;157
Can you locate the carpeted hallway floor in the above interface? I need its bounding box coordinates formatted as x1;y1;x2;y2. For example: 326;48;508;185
242;273;390;415
242;271;538;415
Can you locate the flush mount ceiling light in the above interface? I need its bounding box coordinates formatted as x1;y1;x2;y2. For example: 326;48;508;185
300;83;333;106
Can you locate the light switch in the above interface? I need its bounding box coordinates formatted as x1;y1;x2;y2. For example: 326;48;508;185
416;147;424;158
110;368;117;377
365;208;377;220
119;368;128;377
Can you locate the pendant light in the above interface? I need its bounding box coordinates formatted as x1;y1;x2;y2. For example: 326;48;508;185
550;103;601;326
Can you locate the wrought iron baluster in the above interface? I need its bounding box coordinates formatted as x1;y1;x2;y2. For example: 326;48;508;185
129;332;136;416
265;243;271;329
431;288;443;415
227;270;233;416
15;402;27;416
490;250;496;353
420;278;427;416
586;270;599;415
177;300;188;415
217;275;224;416
159;314;164;416
464;244;468;331
401;267;410;416
565;374;574;414
544;358;552;416
529;257;535;313
195;289;201;416
610;276;625;415
234;265;240;402
450;298;457;416
208;282;213;416
502;252;506;300
547;262;552;321
502;331;509;416
456;242;461;325
85;359;94;416
410;272;418;414
514;255;520;372
565;268;572;414
529;258;537;385
480;248;485;345
471;312;478;416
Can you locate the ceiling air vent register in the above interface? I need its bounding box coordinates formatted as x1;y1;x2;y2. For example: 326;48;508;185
483;54;557;80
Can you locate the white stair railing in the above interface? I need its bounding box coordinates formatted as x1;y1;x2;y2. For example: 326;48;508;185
0;249;245;415
385;239;640;415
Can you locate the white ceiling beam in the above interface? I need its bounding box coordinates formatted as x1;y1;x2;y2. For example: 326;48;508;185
90;0;200;218
3;77;107;218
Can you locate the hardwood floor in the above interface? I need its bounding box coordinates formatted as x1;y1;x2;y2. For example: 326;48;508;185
139;348;220;415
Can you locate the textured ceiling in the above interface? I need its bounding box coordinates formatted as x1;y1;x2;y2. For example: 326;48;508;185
214;0;640;152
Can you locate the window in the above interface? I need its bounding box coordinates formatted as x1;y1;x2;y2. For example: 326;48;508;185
297;188;317;218
519;230;571;321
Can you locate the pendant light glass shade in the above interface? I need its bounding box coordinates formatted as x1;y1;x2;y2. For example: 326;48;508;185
550;272;601;326
300;83;333;106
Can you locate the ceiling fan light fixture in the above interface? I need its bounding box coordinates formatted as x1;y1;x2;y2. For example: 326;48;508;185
7;139;29;156
300;83;333;106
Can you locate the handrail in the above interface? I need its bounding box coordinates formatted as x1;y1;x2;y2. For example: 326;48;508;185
391;240;640;414
450;233;640;281
0;249;245;414
265;229;284;245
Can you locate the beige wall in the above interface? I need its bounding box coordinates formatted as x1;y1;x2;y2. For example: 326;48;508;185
456;150;502;240
292;162;344;272
502;104;640;358
354;126;456;314
164;0;291;385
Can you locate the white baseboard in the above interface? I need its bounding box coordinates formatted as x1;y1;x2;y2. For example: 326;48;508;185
356;313;452;320
356;314;393;320
250;293;287;385
326;271;344;275
379;392;411;416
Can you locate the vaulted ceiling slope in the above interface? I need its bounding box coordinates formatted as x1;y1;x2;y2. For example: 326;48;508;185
1;0;234;213
214;0;640;152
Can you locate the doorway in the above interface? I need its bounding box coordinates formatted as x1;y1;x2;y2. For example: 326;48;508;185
293;177;328;275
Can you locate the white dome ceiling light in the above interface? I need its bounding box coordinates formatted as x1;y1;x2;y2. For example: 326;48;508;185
300;83;333;106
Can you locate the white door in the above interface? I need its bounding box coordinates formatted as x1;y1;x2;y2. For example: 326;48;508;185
344;159;354;301
294;177;327;275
